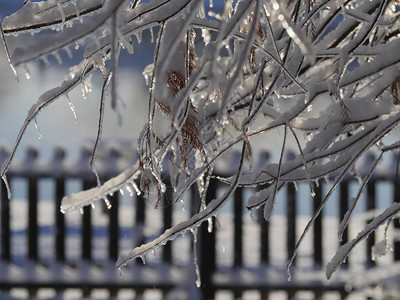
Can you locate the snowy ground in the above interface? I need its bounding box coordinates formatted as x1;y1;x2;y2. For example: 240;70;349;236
6;198;400;300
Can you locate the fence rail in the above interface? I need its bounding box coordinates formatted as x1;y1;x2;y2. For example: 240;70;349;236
0;145;399;299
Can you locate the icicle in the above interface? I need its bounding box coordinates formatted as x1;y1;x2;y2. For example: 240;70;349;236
376;140;383;149
71;0;78;13
159;182;166;193
104;197;112;209
207;217;213;233
355;175;362;185
149;27;154;43
151;249;157;257
57;0;66;26
192;227;201;288
197;177;205;197
79;208;84;214
66;94;78;123
53;52;62;65
119;188;125;196
324;175;329;184
143;72;151;86
139;255;146;264
306;104;312;112
225;44;232;57
180;199;186;211
314;179;319;188
293;182;298;191
34;118;43;140
135;31;142;44
90;202;95;210
286;266;292;281
190;227;195;238
0;17;18;82
250;209;256;222
118;267;123;278
80;75;92;99
129;180;141;196
201;29;211;45
24;65;31;80
40;56;50;67
310;189;316;198
1;175;11;199
126;184;134;197
75;42;80;50
64;46;72;59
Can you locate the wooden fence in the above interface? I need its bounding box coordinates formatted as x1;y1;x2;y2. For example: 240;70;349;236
0;145;399;299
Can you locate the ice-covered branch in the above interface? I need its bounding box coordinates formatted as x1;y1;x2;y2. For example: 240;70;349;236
327;203;400;279
2;0;400;283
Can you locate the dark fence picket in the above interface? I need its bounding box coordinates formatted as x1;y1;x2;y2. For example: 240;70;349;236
394;153;400;261
55;178;66;262
135;191;146;267
1;178;10;262
81;206;92;261
82;181;93;261
258;152;270;267
234;187;243;268
257;152;271;300
199;177;216;300
234;187;243;300
0;147;10;262
258;206;270;300
28;177;38;261
364;153;377;267
259;210;269;264
366;179;376;267
53;147;66;262
287;182;296;267
26;147;39;262
108;192;119;261
313;182;323;300
313;183;323;267
162;179;173;263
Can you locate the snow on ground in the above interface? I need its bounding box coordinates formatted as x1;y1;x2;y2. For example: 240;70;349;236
7;198;400;299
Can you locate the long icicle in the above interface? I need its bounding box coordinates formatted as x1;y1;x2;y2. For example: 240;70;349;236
0;17;18;82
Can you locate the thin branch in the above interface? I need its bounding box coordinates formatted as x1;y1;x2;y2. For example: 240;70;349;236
90;69;112;187
264;124;287;221
1;62;94;198
288;125;315;197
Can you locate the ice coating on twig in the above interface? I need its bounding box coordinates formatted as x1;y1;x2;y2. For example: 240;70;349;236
327;203;400;279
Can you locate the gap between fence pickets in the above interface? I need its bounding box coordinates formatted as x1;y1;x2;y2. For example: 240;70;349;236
326;202;400;279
